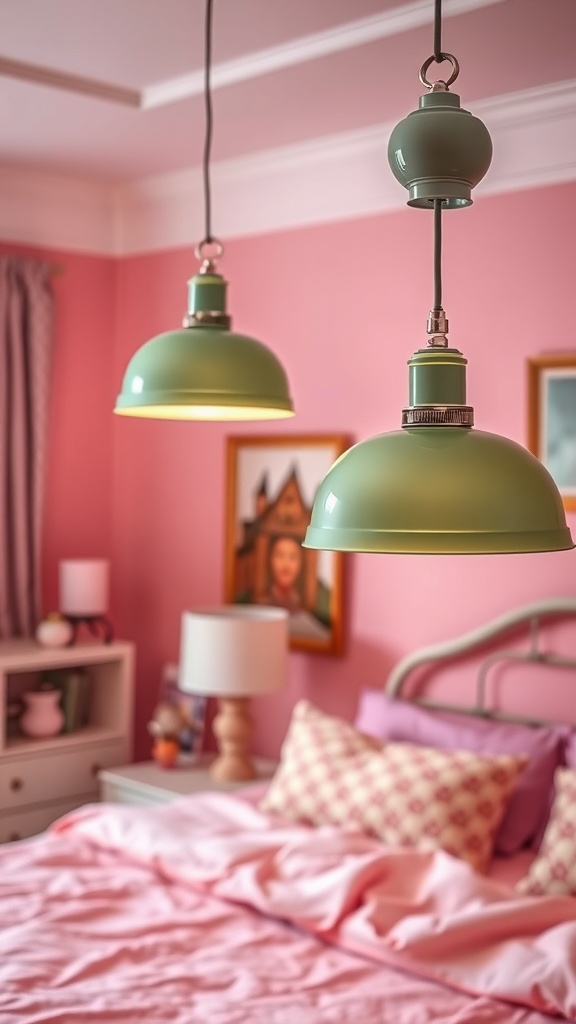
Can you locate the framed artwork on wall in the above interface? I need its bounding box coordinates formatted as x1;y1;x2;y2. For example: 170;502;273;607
224;434;350;655
528;353;576;511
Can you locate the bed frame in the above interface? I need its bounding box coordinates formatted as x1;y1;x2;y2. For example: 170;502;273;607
384;597;576;727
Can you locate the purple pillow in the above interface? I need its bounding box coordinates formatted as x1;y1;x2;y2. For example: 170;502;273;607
355;690;568;856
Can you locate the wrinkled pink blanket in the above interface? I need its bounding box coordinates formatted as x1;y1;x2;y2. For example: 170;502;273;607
2;792;576;1023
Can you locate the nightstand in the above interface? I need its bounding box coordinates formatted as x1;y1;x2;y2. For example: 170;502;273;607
98;756;277;806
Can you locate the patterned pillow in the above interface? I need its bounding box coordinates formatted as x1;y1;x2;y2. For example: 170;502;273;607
355;690;568;854
516;768;576;896
260;700;527;874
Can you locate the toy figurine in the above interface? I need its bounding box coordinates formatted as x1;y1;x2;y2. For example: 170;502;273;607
148;702;187;769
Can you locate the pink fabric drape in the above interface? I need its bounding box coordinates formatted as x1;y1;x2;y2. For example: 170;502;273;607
0;255;54;637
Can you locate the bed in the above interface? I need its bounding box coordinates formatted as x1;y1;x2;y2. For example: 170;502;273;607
3;597;576;1024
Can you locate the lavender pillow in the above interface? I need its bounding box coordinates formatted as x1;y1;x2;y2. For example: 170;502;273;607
355;690;568;855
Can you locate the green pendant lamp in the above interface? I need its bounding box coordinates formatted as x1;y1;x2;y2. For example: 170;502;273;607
304;1;573;556
114;0;294;422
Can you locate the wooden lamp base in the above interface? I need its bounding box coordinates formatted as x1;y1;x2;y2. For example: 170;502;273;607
210;696;257;782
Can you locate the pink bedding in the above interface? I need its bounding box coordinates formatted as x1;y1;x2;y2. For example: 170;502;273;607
2;792;575;1024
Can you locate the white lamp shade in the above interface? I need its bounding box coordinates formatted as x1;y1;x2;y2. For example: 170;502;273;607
59;559;110;616
178;605;289;697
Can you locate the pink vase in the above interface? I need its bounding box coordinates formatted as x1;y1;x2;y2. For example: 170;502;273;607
20;690;65;738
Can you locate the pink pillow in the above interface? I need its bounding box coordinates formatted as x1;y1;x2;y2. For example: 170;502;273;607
354;691;568;855
261;700;526;874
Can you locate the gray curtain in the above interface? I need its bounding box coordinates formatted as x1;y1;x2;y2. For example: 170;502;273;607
0;256;54;637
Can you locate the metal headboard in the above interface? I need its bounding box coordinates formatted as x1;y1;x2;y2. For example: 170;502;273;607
384;598;576;727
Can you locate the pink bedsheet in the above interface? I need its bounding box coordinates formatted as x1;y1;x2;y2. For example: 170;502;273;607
1;792;575;1024
489;848;537;888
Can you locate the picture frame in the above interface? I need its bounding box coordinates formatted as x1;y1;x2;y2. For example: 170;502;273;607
224;434;350;655
527;353;576;511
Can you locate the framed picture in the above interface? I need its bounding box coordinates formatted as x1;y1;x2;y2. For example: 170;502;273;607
225;434;350;655
527;354;576;511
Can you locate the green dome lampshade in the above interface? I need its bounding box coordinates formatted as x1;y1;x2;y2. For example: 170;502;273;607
303;428;573;555
304;346;574;555
114;269;294;421
387;87;493;208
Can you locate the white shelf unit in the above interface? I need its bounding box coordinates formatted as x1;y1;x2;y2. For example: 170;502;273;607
0;639;135;843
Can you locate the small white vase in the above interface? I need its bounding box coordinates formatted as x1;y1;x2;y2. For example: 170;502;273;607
20;690;65;739
35;616;73;648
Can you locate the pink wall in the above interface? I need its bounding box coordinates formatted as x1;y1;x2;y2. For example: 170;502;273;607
5;183;574;762
0;241;116;615
111;181;576;760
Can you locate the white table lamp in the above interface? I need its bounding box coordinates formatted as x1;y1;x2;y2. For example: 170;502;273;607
178;605;288;782
59;559;113;643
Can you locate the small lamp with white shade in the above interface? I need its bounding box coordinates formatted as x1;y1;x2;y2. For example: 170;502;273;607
59;559;114;644
178;605;289;783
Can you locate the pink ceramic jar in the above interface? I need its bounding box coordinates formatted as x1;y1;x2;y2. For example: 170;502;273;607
20;690;65;738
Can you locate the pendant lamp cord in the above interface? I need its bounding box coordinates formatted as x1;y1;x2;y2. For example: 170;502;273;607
420;0;458;91
196;0;224;268
201;0;215;249
433;0;442;62
433;199;442;311
431;0;446;338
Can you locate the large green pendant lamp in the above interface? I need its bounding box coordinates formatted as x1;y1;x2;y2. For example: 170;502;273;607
304;1;573;556
114;0;294;422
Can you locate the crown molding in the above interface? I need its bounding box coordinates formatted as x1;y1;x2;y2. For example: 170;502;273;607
0;56;140;107
0;166;118;254
0;0;505;111
142;0;505;109
0;78;575;257
476;79;576;197
118;78;576;255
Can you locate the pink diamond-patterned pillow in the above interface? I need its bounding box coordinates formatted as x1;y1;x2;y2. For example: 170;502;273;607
260;701;526;874
516;769;576;896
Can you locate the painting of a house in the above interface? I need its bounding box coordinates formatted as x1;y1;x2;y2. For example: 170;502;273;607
225;436;347;654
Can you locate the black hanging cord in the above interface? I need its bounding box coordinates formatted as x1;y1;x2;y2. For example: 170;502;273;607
202;0;214;245
433;0;442;62
420;0;458;90
433;2;443;311
433;199;442;311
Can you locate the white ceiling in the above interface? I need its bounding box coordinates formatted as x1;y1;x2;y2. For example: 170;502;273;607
1;0;575;184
